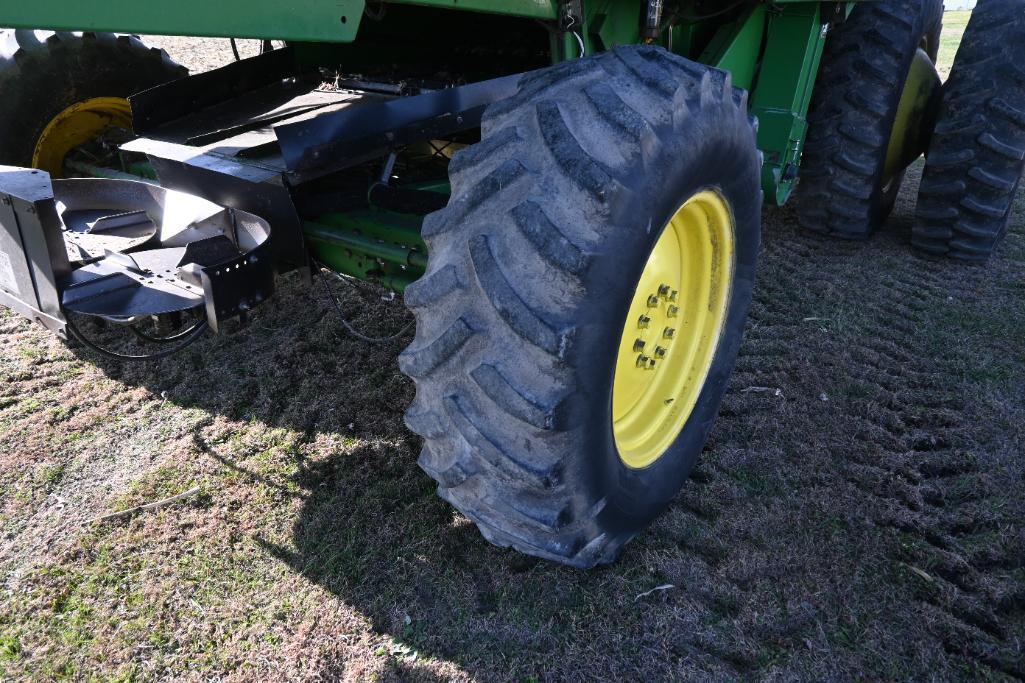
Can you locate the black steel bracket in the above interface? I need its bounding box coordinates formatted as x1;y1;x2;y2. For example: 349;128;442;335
0;168;70;335
274;73;523;184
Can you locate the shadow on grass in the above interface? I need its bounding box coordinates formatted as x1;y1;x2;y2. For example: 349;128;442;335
254;441;647;679
61;201;1025;679
68;275;646;678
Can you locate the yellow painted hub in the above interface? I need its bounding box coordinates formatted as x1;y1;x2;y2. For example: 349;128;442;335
884;48;941;182
32;97;133;176
612;190;736;469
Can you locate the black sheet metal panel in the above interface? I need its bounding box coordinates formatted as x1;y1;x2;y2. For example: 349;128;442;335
119;51;522;276
274;73;524;183
122;137;307;271
0;167;70;334
196;216;276;334
119;71;379;273
131;48;303;136
55;178;275;332
130;46;381;159
61;250;206;319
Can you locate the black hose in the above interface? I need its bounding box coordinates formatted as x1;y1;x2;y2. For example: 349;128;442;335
230;38;242;61
681;0;748;22
130;319;208;344
66;314;209;362
315;264;414;344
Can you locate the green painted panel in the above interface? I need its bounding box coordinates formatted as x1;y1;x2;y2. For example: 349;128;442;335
749;3;828;205
699;5;766;91
387;0;557;19
0;0;366;41
590;1;644;52
305;209;427;290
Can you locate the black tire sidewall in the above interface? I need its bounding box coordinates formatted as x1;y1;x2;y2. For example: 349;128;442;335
873;0;944;219
570;107;761;537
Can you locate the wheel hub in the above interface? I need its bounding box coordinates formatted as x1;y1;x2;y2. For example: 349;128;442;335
884;48;942;182
612;190;735;469
32;97;133;177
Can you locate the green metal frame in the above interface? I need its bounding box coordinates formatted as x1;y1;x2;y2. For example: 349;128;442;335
388;0;557;19
306;210;427;293
562;2;830;204
1;1;366;41
699;3;830;205
0;0;560;40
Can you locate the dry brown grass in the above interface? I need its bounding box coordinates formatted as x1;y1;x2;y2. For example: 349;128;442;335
2;14;1024;681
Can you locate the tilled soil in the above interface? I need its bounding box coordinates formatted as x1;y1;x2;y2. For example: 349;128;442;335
1;30;1023;682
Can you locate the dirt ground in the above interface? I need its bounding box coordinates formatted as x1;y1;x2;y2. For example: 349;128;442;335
2;13;1024;681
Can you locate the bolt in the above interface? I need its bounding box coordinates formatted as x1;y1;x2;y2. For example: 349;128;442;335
633;339;646;352
638;315;651;329
648;358;657;369
654;346;667;359
647;294;659;308
664;327;676;339
667;305;679;318
658;284;671;299
636;355;650;368
669;289;679;302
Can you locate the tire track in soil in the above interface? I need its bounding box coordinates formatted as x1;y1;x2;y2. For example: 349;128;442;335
701;199;1024;678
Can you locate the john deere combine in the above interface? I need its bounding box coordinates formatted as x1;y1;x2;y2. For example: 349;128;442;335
0;1;1021;567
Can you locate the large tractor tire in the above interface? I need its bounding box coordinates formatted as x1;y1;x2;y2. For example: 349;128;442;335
400;46;762;568
798;0;943;239
913;0;1025;261
0;30;186;176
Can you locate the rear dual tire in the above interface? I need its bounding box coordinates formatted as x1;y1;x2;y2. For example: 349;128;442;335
913;0;1025;261
798;0;943;238
401;46;761;567
0;30;186;173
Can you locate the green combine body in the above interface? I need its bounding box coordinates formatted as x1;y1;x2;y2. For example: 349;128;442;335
3;0;838;207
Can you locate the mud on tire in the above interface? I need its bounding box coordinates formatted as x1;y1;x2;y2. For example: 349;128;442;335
399;46;762;568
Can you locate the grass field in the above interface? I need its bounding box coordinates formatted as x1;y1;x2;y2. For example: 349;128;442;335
3;10;1024;682
937;10;971;78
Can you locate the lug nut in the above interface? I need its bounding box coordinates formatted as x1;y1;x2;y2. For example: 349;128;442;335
669;289;679;302
654;346;667;359
633;339;646;352
636;354;650;368
648;358;657;369
658;284;671;299
667;305;679;318
647;294;659;308
638;315;651;329
663;327;676;339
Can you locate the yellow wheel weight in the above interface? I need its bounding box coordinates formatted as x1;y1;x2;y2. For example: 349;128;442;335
612;190;736;469
31;97;133;176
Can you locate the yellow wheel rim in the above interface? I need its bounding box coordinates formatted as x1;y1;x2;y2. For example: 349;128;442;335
612;190;736;469
32;97;133;177
883;48;941;182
